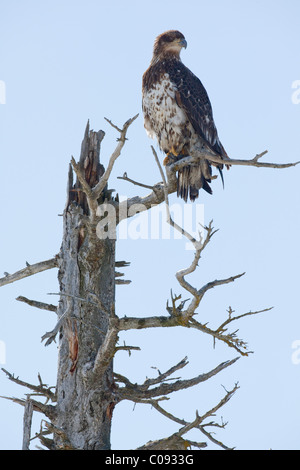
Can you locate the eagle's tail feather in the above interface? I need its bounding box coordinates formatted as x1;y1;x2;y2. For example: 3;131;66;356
177;161;212;202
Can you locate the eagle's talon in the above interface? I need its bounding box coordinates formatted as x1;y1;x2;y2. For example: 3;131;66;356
163;153;179;166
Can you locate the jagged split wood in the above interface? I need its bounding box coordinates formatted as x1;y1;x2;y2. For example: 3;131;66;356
0;116;298;450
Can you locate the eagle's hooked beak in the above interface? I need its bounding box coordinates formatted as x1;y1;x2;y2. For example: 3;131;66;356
179;38;187;49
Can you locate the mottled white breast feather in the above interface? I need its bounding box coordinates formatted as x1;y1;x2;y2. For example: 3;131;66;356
142;73;190;154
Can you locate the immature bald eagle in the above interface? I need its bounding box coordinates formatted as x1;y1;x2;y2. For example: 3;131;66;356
142;30;228;202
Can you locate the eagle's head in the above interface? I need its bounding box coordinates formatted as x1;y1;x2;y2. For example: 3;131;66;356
152;30;187;60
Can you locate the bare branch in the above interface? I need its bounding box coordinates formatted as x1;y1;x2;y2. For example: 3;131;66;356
69;115;139;219
34;422;56;450
119;309;254;356
47;291;104;309
115;279;132;285
115;345;141;355
198;425;230;450
134;383;239;450
152;145;198;246
188;317;250;356
1;368;56;402
41;298;72;346
136;155;254;355
117;357;239;401
92;114;139;200
0;257;59;288
142;357;189;390
92;317;119;380
70;156;96;211
119;315;179;331
16;295;57;313
150;147;251;355
104;116;123;133
197;272;246;303
115;260;131;268
22;398;33;450
136;433;206;452
169;147;300;172
117;182;168;224
37;421;76;450
175;222;219;308
117;144;299;225
217;305;274;333
117;172;154;190
193;383;238;431
137;434;204;450
115;357;189;390
152;149;231;329
0;395;56;420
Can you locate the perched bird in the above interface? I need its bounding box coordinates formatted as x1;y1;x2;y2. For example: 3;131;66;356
142;30;229;202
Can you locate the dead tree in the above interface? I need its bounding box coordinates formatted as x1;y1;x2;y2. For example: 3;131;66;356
0;115;298;450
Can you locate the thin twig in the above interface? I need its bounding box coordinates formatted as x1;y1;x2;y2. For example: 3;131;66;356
175;222;218;313
104;117;123;133
217;306;274;332
0;395;56;420
169;148;300;171
115;279;132;285
1;369;56;402
142;357;188;390
129;382;238;450
41;299;72;346
117;357;239;401
92;114;139;200
70;115;138;219
70;157;95;208
16;296;57;313
39;421;76;450
115;345;141;356
117;172;154;190
47;291;102;308
0;257;59;288
118;145;299;226
151;145;199;247
197;272;246;303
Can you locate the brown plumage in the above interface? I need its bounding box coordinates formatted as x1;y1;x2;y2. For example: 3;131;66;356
142;30;228;202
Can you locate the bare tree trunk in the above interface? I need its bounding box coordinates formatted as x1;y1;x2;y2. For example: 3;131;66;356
0;116;297;450
53;123;115;450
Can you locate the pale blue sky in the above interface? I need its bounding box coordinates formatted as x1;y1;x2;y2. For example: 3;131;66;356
0;0;300;450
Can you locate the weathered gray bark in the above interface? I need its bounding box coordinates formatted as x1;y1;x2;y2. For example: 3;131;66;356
53;123;116;450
